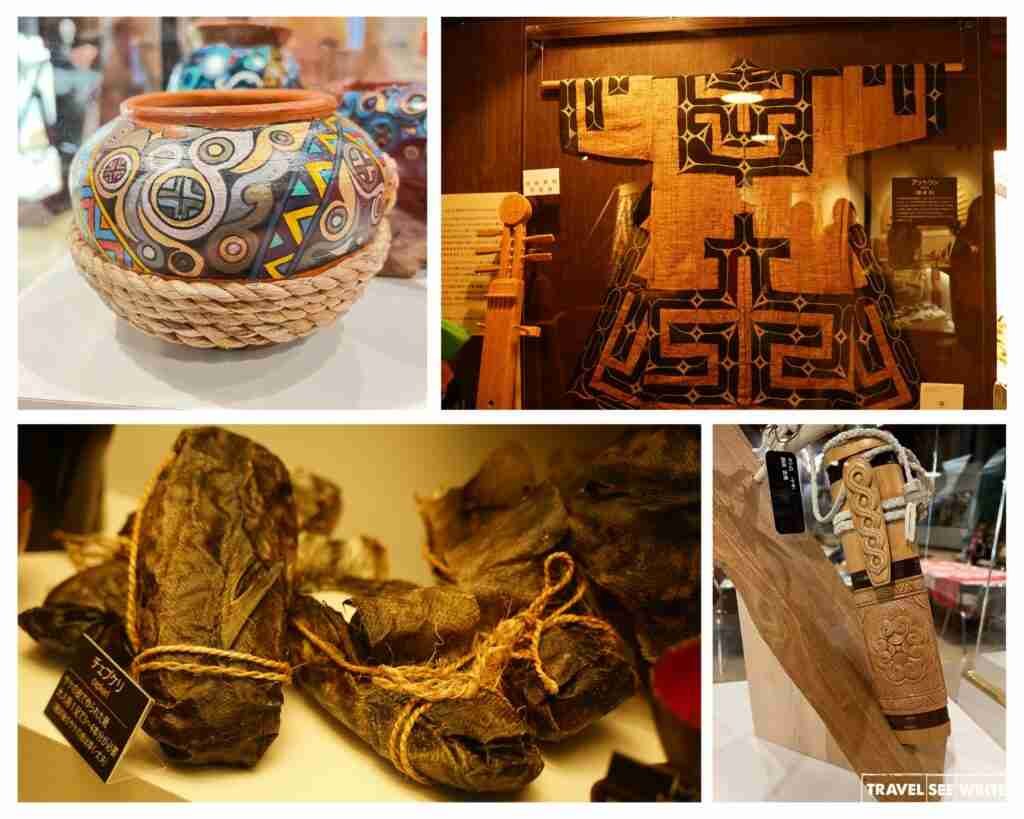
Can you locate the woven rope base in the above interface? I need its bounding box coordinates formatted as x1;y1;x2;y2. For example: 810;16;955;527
70;220;392;349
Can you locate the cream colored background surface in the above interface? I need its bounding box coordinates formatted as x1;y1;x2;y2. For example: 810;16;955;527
105;425;626;585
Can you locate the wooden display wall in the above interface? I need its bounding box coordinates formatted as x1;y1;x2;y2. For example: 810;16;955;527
442;18;1004;409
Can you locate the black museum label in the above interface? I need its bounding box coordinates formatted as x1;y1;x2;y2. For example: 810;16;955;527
44;635;152;783
892;177;958;226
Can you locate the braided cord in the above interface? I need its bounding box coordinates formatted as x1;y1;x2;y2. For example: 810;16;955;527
809;427;933;539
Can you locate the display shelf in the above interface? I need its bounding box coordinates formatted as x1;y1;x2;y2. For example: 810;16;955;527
18;254;427;410
18;548;663;801
713;681;1005;802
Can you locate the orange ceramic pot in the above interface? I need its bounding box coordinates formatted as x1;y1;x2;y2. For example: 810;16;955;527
67;89;399;348
70;89;397;280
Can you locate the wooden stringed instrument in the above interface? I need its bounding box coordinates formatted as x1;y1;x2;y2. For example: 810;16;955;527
474;194;554;409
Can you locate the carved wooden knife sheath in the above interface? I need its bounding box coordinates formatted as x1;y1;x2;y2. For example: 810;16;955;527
825;434;950;757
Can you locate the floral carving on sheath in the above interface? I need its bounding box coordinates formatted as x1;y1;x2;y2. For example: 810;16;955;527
868;607;930;685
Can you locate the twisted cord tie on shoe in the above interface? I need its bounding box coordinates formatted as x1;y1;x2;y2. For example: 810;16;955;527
293;551;620;784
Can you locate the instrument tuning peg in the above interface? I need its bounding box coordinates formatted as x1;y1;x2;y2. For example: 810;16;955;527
475;246;501;255
475;266;499;274
516;325;542;338
524;252;553;263
476;229;502;238
525;233;556;246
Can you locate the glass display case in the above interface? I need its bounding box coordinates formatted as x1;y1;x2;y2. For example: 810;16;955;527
962;473;1007;747
441;18;1006;408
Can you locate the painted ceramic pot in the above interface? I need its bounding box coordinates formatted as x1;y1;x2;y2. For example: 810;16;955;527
168;20;301;92
68;90;398;348
338;82;425;212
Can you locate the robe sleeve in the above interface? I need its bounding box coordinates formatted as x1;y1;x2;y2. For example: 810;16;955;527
559;75;654;160
843;63;946;155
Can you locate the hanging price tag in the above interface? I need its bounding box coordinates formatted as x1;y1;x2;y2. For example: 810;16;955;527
765;450;806;535
44;635;152;783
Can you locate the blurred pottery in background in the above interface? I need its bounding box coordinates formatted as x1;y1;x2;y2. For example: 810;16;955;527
67;89;398;348
377;208;425;278
338;82;425;215
168;19;301;91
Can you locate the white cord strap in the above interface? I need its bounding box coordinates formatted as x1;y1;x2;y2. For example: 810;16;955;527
809;427;933;542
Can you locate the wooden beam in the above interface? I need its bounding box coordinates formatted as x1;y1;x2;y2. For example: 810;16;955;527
526;17;968;42
540;61;965;93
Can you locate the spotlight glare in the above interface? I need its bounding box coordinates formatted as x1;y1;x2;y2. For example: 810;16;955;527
721;91;764;104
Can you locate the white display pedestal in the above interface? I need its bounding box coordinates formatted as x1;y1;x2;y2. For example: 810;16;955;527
19;255;427;410
18;550;663;801
960;652;1007;749
713;681;1005;802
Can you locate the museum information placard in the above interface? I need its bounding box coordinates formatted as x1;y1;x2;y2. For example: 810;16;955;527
442;192;513;333
892;177;958;226
44;635;152;782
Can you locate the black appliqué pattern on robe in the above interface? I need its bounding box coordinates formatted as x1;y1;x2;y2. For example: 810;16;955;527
924;63;947;135
676;59;840;188
569;197;920;409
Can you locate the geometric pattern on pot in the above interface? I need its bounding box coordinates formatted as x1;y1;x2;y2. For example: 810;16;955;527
338;83;427;165
75;113;391;280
